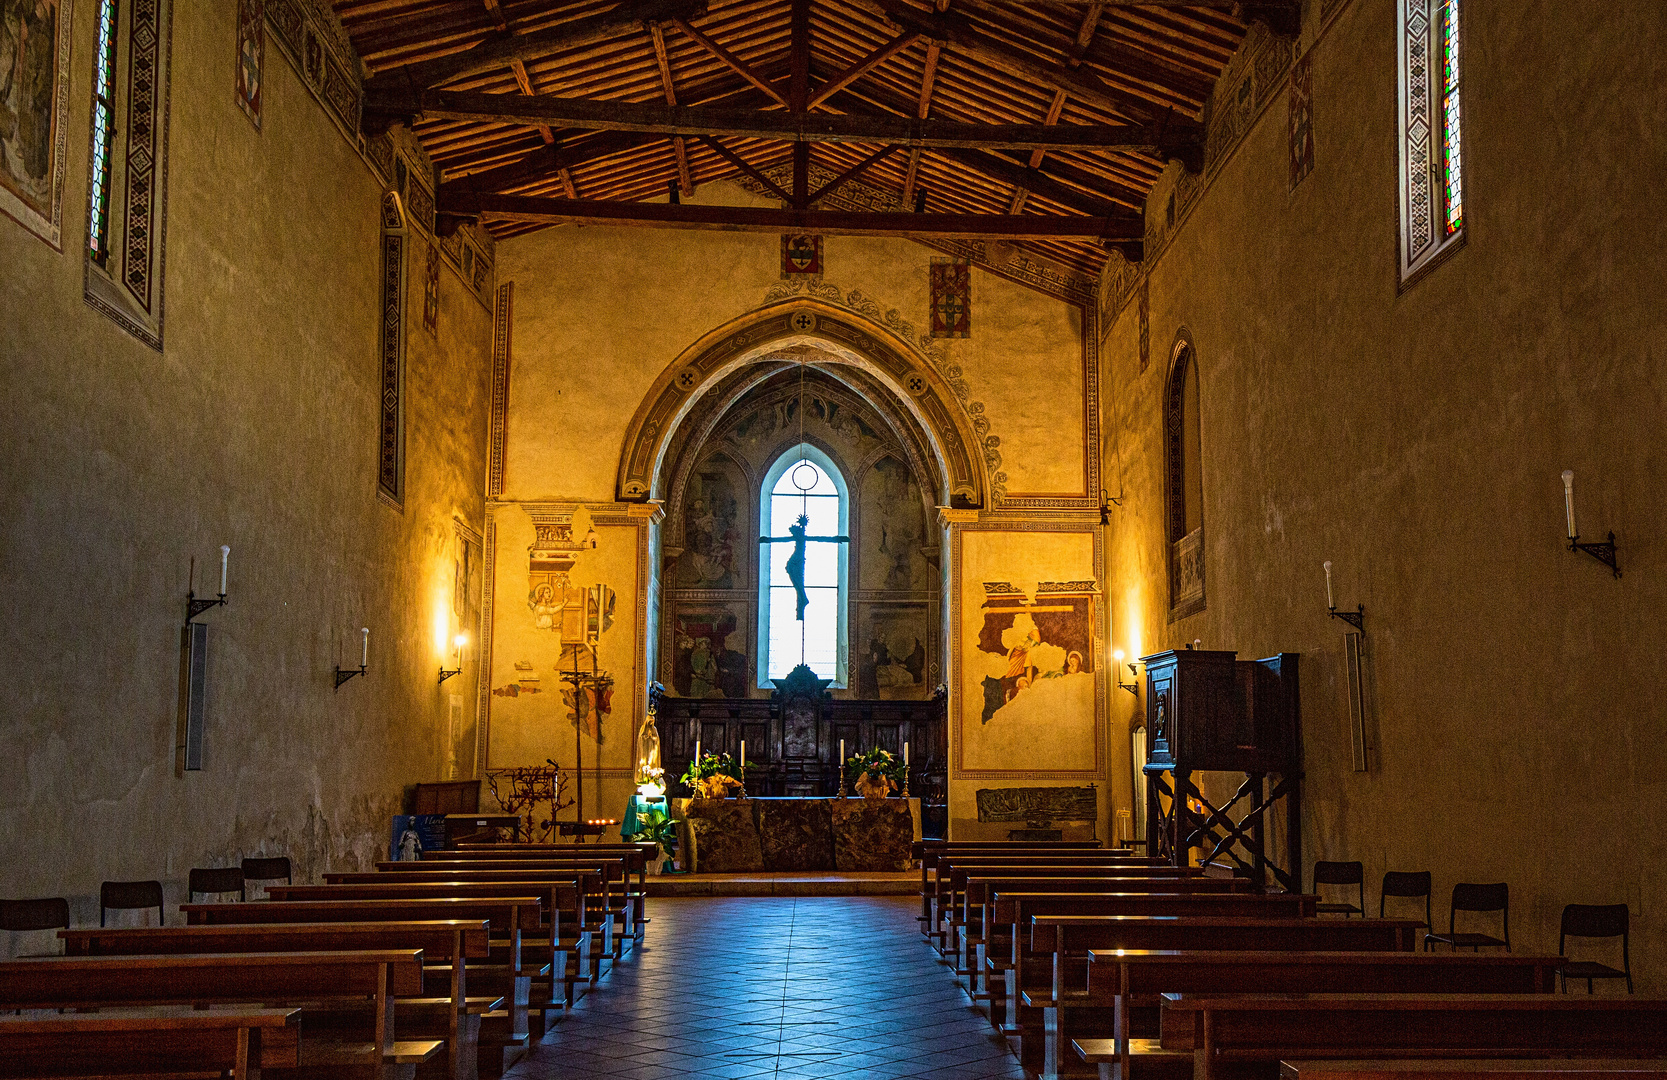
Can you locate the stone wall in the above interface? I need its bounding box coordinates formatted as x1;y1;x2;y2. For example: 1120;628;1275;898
0;4;492;926
1104;0;1666;985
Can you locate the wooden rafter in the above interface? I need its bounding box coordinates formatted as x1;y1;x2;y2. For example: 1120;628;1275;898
364;88;1179;153
807;31;920;110
669;16;789;109
1067;2;1103;68
790;0;811;207
902;39;941;206
648;20;694;196
807;144;903;205
369;0;709;89
440;131;660;195
440;192;1144;240
699;136;793;204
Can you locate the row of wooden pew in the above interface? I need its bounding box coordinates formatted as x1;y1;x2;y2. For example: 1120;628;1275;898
910;840;1667;1080
0;841;659;1080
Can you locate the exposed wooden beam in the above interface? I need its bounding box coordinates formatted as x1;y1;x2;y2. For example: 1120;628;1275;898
903;40;940;206
789;0;811;113
1029;88;1068;169
937;146;1138;223
648;21;694;195
1009;0;1299;35
807;31;920;110
362;88;1177;153
868;0;1204;132
558;168;578;199
481;0;507;32
441;192;1144;240
1066;2;1102;67
901;148;923;204
507;59;555;144
371;0;709;89
440;131;659;196
808;144;904;204
669;16;790;108
699;136;793;204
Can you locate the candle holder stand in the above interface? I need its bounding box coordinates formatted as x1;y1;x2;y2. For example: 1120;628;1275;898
1117;660;1141;697
837;763;848;799
1328;603;1365;633
185;591;227;625
1569;533;1621;578
334;664;366;691
737;763;749;799
901;766;910;799
438;664;462;684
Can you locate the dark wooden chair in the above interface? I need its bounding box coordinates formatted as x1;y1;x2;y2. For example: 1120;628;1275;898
1560;902;1631;993
187;867;246;902
1425;881;1509;951
1313;860;1364;917
1379;869;1432;928
240;856;292;900
0;898;70;933
99;881;164;928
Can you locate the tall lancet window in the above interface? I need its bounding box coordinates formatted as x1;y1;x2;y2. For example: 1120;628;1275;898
758;446;849;688
1398;0;1465;285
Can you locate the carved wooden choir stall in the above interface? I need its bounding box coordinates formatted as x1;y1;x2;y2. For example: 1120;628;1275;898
1141;649;1302;891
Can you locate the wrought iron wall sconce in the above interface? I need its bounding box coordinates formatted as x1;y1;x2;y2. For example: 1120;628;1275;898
438;634;466;684
1113;650;1141;696
1322;561;1366;632
1562;471;1621;578
185;546;231;625
336;628;369;691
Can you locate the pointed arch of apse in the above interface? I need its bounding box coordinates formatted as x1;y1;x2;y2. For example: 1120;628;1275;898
616;301;988;509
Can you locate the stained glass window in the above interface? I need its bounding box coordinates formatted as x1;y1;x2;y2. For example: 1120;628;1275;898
1398;0;1465;283
87;0;119;266
759;447;848;687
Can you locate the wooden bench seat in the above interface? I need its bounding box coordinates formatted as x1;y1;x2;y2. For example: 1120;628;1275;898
928;859;1198;946
1161;994;1667;1080
0;1005;300;1080
1037;952;1566;1080
376;858;641;946
0;950;437;1080
1278;1061;1667;1080
60;921;494;1080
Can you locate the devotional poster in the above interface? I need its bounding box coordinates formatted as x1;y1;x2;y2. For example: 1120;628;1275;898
957;528;1100;776
0;0;72;248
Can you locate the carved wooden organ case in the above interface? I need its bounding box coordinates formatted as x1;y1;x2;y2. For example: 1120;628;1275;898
1142;649;1301;891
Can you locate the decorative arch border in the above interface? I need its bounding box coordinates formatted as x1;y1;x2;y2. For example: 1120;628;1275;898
617;299;993;509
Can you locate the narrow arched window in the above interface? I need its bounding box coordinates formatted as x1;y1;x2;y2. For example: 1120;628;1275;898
1398;0;1465;284
1165;335;1206;619
758;445;849;688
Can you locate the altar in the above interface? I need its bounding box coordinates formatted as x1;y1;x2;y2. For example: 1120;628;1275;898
674;797;921;873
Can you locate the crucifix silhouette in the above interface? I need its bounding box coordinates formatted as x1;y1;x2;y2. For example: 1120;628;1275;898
760;513;848;620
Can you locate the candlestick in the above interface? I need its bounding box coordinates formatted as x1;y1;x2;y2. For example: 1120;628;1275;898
219;546;230;594
740;740;745;768
903;742;909;766
1323;561;1334;609
840;738;845;761
1562;470;1577;539
695;740;701;763
361;628;370;667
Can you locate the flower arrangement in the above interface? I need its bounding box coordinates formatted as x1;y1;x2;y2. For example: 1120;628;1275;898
680;751;743;799
846;747;905;799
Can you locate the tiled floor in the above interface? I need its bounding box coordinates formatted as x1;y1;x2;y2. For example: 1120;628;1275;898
506;896;1028;1080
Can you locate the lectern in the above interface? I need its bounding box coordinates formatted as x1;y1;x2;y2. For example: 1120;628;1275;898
1141;649;1302;891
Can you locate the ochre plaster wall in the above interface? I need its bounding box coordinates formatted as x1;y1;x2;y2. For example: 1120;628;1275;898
486;183;1105;835
1105;0;1665;985
0;6;491;926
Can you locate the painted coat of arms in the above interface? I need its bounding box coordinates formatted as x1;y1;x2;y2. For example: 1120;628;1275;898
781;233;822;276
930;257;971;338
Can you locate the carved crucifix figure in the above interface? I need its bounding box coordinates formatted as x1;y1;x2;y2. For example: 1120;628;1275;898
760;513;848;620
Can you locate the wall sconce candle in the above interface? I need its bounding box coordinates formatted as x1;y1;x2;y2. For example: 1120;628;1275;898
1114;650;1141;696
1323;560;1366;632
439;633;466;684
335;627;369;690
185;546;231;625
1561;470;1621;577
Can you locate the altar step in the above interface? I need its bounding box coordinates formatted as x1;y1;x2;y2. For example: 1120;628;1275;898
645;872;916;897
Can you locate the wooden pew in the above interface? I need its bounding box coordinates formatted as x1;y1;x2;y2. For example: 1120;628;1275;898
389;855;643;945
182;898;542;1066
1156;994;1667;1080
913;841;1117;935
931;862;1209;949
0;1006;300;1080
60;921;495;1080
1062;952;1565;1080
1279;1061;1667;1080
0;951;437;1080
1002;916;1421;1064
921;852;1166;940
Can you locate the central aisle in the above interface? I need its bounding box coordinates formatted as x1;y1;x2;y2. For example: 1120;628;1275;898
506;896;1028;1080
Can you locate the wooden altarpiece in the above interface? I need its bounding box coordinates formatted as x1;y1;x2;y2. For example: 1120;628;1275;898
1141;649;1302;891
651;665;949;838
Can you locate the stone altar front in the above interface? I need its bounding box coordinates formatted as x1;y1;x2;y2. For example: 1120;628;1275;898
673;797;920;873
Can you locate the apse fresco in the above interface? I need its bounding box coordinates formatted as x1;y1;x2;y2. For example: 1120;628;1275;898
855;605;932;700
675;457;744;588
671;608;749;699
859;456;932;592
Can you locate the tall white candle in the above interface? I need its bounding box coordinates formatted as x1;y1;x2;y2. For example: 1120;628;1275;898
840;739;845;763
740;740;746;768
1562;470;1577;539
219;546;230;594
361;627;369;667
1323;561;1334;609
904;742;909;766
695;740;701;763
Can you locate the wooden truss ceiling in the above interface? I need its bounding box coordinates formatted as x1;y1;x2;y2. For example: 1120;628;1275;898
337;0;1277;277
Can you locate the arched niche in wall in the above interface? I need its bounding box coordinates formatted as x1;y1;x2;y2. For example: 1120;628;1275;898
1164;329;1206;620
